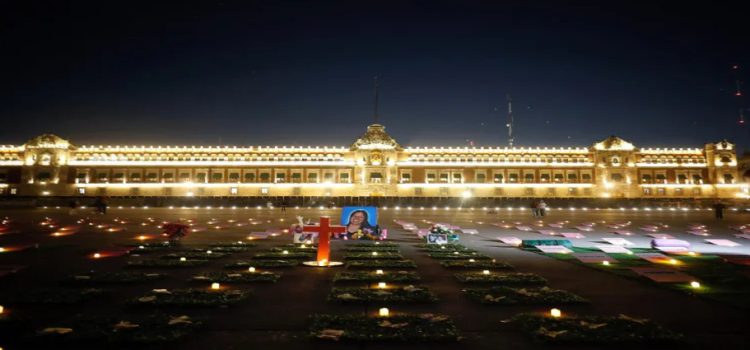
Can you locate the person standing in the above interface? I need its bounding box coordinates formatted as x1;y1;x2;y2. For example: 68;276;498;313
714;202;726;219
538;199;547;217
530;200;539;217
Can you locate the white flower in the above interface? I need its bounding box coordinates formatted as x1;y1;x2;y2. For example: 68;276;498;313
168;315;193;325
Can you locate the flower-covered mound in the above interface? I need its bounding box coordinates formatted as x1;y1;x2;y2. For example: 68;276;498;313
329;285;437;303
510;313;683;344
310;314;459;342
464;286;587;305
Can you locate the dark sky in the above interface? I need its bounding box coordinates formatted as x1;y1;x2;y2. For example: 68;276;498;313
1;0;748;151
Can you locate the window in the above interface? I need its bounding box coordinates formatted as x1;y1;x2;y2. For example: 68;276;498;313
260;187;269;194
275;173;286;183
643;188;652;195
244;173;256;182
131;173;142;182
692;174;702;183
720;156;731;163
677;174;687;184
400;173;411;183
292;173;302;182
339;173;349;183
113;172;125;180
657;188;666;196
180;173;191;181
540;174;550;182
147;173;158;182
675;188;683;195
655;174;666;183
96;173;107;182
476;173;486;183
78;187;86;195
426;173;436;183
723;174;734;184
553;174;563;183
307;173;318;182
641;174;652;183
212;173;223;181
162;173;174;181
259;173;271;182
524;173;534;182
369;172;383;183
509;173;518;182
230;187;238;195
452;173;462;183
581;174;591;182
229;173;240;181
493;173;504;183
439;173;449;183
324;172;334;182
76;173;87;183
567;173;577;182
196;173;207;182
611;173;623;182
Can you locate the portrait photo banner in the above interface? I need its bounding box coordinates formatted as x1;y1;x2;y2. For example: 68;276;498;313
340;206;378;227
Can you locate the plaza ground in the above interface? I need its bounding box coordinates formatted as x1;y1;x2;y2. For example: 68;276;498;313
1;206;750;349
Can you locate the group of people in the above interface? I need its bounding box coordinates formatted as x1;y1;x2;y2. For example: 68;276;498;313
530;199;548;217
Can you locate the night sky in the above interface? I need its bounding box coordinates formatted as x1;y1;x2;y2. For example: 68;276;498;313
1;1;748;151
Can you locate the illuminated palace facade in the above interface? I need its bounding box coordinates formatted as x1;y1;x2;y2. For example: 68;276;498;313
0;124;747;200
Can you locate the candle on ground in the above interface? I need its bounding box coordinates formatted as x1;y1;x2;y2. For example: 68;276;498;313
379;308;389;317
550;308;562;318
211;283;220;290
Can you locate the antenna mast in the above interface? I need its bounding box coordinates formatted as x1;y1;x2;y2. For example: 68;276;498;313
506;94;514;147
373;76;380;123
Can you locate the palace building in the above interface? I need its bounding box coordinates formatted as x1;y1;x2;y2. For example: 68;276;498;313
0;124;747;200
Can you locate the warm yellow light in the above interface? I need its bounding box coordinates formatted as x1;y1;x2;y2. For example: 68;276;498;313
0;305;4;314
206;250;213;254
690;281;701;289
248;267;256;273
0;247;5;253
211;283;220;290
482;270;490;275
469;259;475;262
372;251;378;256
180;257;187;262
282;250;289;255
375;269;384;275
318;259;328;266
669;259;678;265
550;308;562;318
602;261;610;266
378;282;387;289
93;253;101;259
379;307;390;317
